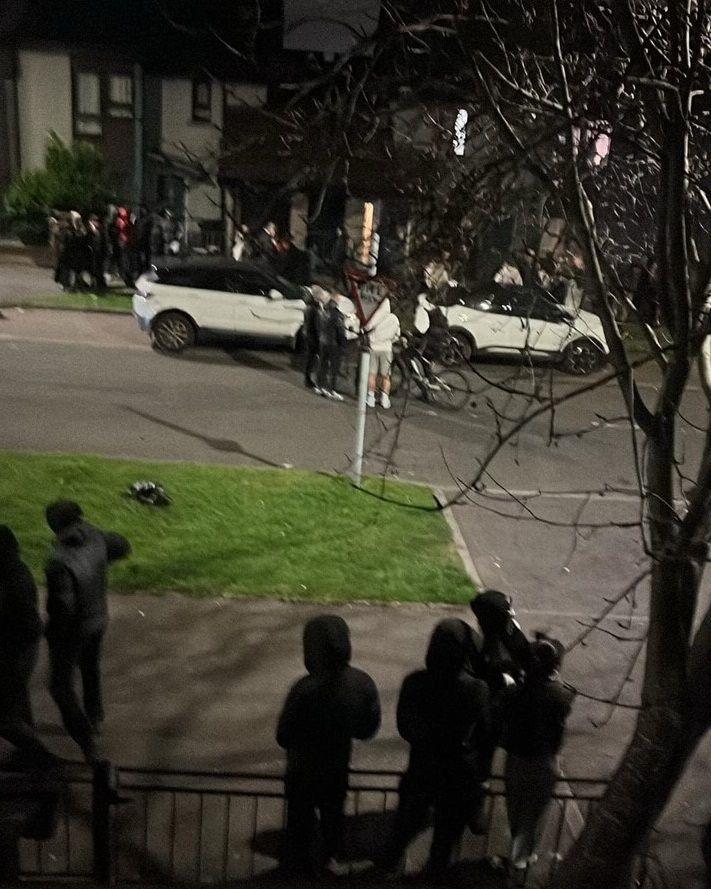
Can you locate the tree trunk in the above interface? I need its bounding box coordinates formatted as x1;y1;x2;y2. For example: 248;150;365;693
550;557;702;889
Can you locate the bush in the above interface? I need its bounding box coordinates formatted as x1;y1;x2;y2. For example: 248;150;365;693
2;132;115;244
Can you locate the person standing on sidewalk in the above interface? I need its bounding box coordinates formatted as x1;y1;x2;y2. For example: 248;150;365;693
277;615;381;876
0;526;56;764
365;297;400;410
378;619;491;878
44;501;130;763
503;638;574;882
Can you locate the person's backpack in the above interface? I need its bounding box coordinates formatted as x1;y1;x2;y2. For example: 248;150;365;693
127;481;171;507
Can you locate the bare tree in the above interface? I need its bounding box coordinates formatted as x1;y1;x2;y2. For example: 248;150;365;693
184;1;711;884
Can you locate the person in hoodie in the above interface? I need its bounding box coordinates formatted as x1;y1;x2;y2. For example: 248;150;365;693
0;526;55;763
302;288;323;390
379;619;491;877
315;291;349;401
365;297;400;410
503;639;574;878
276;615;381;875
44;501;131;762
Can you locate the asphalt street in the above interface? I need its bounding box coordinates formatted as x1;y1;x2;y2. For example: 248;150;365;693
0;305;706;492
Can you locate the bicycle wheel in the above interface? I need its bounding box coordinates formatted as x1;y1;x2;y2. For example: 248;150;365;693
429;368;470;411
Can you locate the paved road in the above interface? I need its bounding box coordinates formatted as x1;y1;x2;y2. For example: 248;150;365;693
0;306;706;491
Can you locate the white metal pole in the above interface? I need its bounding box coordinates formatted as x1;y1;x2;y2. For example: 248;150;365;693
353;347;370;487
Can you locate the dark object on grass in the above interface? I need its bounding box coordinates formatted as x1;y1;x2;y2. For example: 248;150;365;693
128;481;172;507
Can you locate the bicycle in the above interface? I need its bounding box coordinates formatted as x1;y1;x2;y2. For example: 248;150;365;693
389;340;471;411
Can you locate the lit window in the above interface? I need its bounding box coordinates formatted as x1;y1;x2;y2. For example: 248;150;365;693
453;108;468;156
74;71;102;135
360;201;374;264
109;75;133;117
192;80;212;123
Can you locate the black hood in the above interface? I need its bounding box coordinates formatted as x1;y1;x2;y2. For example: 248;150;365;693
0;525;20;566
425;619;472;677
56;522;89;548
470;590;514;636
303;615;352;674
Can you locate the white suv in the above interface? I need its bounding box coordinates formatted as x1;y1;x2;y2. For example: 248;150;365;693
441;285;609;374
132;262;313;352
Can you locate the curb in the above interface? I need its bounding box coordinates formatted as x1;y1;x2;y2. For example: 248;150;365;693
433;487;483;588
4;304;132;317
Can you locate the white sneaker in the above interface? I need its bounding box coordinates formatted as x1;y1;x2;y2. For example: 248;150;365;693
330;390;344;402
380;393;391;409
366;392;376;408
313;386;324;396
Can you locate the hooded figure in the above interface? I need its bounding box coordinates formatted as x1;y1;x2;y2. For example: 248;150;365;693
0;527;54;762
504;639;574;875
380;619;491;876
276;615;380;874
44;501;130;762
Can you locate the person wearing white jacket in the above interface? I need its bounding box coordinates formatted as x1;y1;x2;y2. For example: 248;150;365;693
365;298;401;410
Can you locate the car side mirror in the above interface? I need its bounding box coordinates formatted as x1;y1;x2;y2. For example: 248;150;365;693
268;289;283;301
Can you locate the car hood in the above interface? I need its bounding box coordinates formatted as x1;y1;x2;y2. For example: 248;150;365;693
570;309;609;352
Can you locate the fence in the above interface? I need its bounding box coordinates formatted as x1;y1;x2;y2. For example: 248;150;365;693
12;762;621;887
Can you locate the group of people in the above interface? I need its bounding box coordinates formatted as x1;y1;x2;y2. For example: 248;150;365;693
0;505;572;884
233;220;311;285
277;593;574;882
49;206;182;293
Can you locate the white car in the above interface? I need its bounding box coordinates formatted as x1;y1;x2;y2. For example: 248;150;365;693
440;285;609;374
132;261;346;353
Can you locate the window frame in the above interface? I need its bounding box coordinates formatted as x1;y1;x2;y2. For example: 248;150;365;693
192;80;212;123
108;74;134;118
73;69;102;137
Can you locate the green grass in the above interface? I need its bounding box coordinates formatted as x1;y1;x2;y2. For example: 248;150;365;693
11;291;132;313
0;451;474;604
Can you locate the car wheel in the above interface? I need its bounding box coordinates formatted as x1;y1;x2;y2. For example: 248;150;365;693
449;329;474;363
561;338;605;375
152;312;196;353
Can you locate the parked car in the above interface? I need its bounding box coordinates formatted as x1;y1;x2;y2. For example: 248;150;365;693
440;284;609;374
132;261;351;353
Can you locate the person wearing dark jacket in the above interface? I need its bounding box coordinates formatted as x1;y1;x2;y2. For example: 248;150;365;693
380;619;491;877
316;292;349;400
503;639;574;877
0;526;55;763
84;214;107;292
44;501;130;762
302;293;321;389
276;615;381;875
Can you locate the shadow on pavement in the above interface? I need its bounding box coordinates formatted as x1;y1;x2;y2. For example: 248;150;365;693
121;406;284;468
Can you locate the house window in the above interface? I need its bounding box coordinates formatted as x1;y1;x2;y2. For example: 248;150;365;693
74;71;102;135
109;75;133;118
192;80;212;122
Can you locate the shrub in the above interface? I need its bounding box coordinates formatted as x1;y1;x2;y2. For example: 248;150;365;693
2;132;115;244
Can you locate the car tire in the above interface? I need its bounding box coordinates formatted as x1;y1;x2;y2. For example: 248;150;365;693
561;338;605;375
152;311;197;353
449;328;475;363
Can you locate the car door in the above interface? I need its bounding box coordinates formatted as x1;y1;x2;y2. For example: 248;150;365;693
527;296;575;354
454;288;532;352
168;268;236;333
225;270;306;338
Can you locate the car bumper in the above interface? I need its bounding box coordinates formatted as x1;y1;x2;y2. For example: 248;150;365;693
132;294;157;333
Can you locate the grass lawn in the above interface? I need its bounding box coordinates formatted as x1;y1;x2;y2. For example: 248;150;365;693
11;291;132;313
0;451;474;604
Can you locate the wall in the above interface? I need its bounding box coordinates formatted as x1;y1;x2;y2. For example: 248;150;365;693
16;49;72;170
160;78;223;229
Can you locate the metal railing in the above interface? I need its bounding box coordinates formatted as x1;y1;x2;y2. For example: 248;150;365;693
11;762;620;887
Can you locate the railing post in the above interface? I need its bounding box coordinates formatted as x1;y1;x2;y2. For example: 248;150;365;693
92;760;116;886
